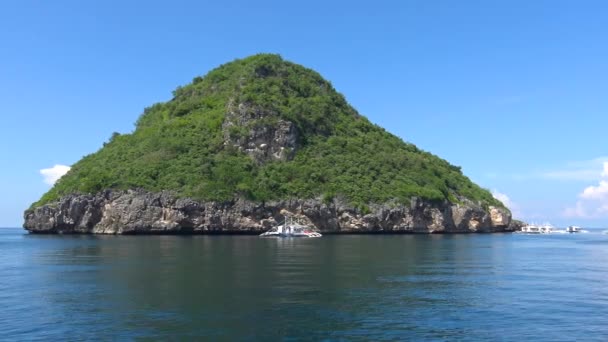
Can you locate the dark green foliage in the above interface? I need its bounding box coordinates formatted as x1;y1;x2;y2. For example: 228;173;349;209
33;54;504;210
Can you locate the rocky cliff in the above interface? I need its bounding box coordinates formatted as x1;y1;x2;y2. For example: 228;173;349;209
24;189;512;234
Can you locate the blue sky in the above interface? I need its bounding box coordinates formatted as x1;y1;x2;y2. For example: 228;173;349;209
1;0;607;227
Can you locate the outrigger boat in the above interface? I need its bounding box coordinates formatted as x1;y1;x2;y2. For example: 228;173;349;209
259;215;322;238
520;224;541;234
566;225;582;233
520;222;555;234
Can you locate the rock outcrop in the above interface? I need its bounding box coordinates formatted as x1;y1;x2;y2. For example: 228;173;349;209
24;190;512;234
223;101;299;163
508;219;526;232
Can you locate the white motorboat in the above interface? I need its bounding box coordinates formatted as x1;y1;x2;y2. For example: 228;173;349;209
540;223;555;234
566;225;582;233
520;223;555;234
520;224;541;234
259;215;322;238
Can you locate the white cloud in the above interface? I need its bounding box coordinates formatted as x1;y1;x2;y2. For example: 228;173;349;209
566;157;608;168
40;164;71;185
492;190;512;208
563;161;608;218
563;201;588;218
540;158;608;181
492;189;522;218
580;180;608;200
539;169;601;181
484;156;608;182
494;157;608;182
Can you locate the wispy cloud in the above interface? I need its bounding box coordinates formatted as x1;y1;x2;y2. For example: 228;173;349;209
485;157;608;220
563;201;587;218
489;156;608;182
492;189;521;218
539;169;602;181
543;157;608;181
563;161;608;218
541;157;608;181
492;190;513;208
40;164;71;185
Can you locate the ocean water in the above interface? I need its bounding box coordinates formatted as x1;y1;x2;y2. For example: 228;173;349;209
1;228;608;340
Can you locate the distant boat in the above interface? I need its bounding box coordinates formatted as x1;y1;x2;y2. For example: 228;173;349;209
259;215;322;238
540;223;555;234
520;223;555;234
520;224;541;234
566;225;582;233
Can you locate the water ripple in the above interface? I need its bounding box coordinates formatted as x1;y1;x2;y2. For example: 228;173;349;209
1;229;607;340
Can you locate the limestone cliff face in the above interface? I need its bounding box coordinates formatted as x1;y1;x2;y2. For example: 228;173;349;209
23;190;512;234
222;101;299;163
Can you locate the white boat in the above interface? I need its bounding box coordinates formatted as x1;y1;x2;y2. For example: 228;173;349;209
259;215;322;238
520;222;555;234
520;224;541;234
566;225;582;233
540;223;555;234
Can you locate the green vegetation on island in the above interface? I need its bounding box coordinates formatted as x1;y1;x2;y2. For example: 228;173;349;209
34;54;504;211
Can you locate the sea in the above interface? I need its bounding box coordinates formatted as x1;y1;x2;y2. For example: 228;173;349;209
1;227;607;340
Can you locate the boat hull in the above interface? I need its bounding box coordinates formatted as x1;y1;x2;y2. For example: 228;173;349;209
259;216;322;238
260;232;321;238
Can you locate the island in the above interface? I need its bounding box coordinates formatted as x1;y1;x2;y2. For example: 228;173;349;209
24;54;513;234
